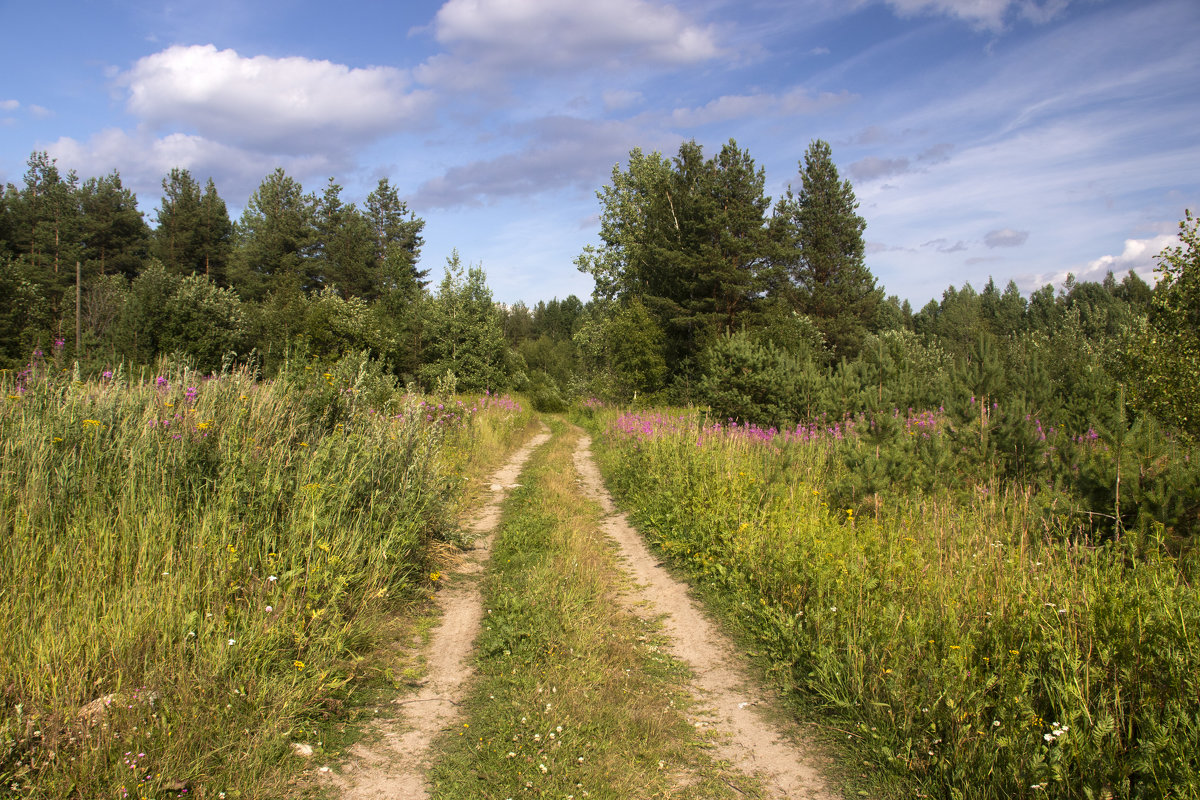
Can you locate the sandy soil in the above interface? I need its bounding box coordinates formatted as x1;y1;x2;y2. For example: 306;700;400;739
572;433;838;800
327;428;551;800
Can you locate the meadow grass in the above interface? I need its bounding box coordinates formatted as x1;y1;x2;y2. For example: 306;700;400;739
590;407;1200;800
428;420;768;800
0;355;533;798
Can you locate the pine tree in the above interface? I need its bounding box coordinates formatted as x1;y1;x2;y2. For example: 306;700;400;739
418;252;509;393
230;168;315;300
197;178;233;284
365;178;426;299
154;168;203;275
775;139;880;359
312;178;375;297
79;170;148;279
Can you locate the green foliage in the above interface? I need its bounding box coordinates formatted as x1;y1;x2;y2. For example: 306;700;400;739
78;170;149;279
230;168;316;301
418;252;510;393
601;298;668;401
577;140;775;367
774;139;881;358
1123;211;1200;439
160;275;247;373
697;329;821;427
0;256;51;366
527;370;568;413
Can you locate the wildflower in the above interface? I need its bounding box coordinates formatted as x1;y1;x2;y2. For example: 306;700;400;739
82;419;101;427
228;639;236;646
268;575;277;582
265;606;273;613
294;660;305;670
430;571;441;582
993;720;1001;727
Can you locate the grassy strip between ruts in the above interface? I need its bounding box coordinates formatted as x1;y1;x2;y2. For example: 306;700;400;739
427;420;770;800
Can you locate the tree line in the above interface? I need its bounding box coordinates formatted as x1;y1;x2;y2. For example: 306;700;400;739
1;142;1196;447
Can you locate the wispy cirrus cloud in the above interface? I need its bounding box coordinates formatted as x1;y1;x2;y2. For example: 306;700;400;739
877;0;1072;31
668;86;854;127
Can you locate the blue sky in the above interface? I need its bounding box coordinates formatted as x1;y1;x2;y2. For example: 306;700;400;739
1;0;1197;306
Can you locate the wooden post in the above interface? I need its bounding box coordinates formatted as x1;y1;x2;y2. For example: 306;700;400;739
75;261;82;355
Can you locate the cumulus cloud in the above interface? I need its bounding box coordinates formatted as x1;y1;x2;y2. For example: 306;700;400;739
1;99;18;111
1081;233;1177;282
1013;232;1178;292
417;0;721;88
850;156;911;181
984;228;1029;248
669;87;854;127
120;44;432;153
879;0;1071;31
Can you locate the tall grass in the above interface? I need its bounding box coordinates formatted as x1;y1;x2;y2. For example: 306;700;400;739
0;354;532;797
592;408;1200;799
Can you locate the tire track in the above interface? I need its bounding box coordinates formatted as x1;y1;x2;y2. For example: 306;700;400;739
572;432;838;800
330;427;552;799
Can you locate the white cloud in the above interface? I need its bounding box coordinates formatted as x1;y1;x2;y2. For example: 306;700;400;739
120;44;432;152
0;99;18;111
984;228;1029;247
917;142;954;162
417;0;721;88
29;104;52;118
1081;233;1177;282
921;237;967;253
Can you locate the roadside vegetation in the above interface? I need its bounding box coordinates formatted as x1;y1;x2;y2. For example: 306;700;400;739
587;406;1199;799
0;353;532;797
3;136;1198;799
